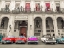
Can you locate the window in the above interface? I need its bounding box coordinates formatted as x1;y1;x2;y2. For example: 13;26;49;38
45;2;50;11
36;20;40;28
46;30;50;32
25;3;30;11
15;2;20;9
5;2;10;10
46;20;49;28
55;1;60;12
61;20;64;29
35;3;40;11
34;33;40;36
5;2;10;8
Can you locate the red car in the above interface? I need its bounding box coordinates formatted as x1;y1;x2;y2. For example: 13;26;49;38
15;36;27;44
1;36;16;44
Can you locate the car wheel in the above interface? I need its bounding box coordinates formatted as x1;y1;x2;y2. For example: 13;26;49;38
36;42;38;44
2;42;4;44
53;43;55;45
44;40;45;43
28;43;30;44
11;42;13;44
56;41;59;44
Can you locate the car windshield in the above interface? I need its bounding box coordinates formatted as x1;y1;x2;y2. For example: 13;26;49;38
7;36;15;38
29;36;36;38
19;36;25;38
42;35;50;38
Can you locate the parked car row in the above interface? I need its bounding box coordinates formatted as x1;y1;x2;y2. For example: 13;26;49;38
0;35;64;44
1;36;38;44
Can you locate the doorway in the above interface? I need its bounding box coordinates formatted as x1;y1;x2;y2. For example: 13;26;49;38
19;21;27;37
20;27;27;37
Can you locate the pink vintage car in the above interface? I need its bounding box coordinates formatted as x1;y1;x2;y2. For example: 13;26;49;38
27;36;38;44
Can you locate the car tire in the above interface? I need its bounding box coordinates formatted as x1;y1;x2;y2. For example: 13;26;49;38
11;42;13;44
35;42;38;44
2;42;4;44
56;41;59;44
15;42;17;44
28;43;30;44
53;43;55;45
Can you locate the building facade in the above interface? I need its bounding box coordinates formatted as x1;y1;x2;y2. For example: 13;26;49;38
0;0;64;38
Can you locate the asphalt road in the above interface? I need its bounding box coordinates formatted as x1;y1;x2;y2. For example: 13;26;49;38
0;41;64;48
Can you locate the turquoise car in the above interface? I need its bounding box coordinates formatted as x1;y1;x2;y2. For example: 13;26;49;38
56;37;64;44
0;34;3;42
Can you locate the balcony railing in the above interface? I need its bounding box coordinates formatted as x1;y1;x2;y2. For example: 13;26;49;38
23;8;31;13
45;8;53;13
12;8;20;14
1;8;10;14
60;8;64;13
1;8;64;14
34;8;42;13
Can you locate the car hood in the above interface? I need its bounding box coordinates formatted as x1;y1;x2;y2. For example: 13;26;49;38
2;38;11;40
57;38;64;40
28;38;38;41
16;38;26;40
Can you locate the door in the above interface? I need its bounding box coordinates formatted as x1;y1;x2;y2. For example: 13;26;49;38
25;3;30;11
20;27;27;37
56;6;60;11
35;3;40;11
46;3;50;11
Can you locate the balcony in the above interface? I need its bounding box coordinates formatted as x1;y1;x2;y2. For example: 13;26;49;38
60;8;64;13
12;8;20;14
22;8;31;13
45;8;53;14
34;8;42;13
1;8;10;14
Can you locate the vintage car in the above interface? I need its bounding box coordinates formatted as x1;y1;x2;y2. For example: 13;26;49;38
45;37;56;44
56;37;64;44
0;34;3;43
27;36;38;44
41;35;50;42
1;36;16;44
15;36;27;44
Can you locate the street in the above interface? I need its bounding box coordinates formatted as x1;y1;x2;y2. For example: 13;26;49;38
0;41;64;48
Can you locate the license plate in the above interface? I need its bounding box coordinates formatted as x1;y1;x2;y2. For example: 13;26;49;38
18;41;21;43
6;41;10;42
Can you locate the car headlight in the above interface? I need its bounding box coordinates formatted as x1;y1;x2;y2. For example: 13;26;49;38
46;38;48;40
59;39;62;41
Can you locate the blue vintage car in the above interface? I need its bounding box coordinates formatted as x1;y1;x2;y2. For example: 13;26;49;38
0;34;3;42
56;37;64;44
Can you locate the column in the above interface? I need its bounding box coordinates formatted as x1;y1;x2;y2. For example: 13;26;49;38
53;18;58;38
28;15;34;37
30;0;35;11
9;0;15;11
42;16;46;35
50;1;56;12
0;1;1;10
0;0;5;9
40;1;46;12
7;16;14;36
20;0;25;8
60;1;64;11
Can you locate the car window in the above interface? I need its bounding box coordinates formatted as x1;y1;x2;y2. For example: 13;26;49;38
42;35;50;38
29;36;36;38
19;36;25;38
7;36;15;38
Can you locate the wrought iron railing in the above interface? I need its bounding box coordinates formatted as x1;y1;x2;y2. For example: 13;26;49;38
34;8;42;13
1;8;10;13
12;8;20;14
0;8;64;14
